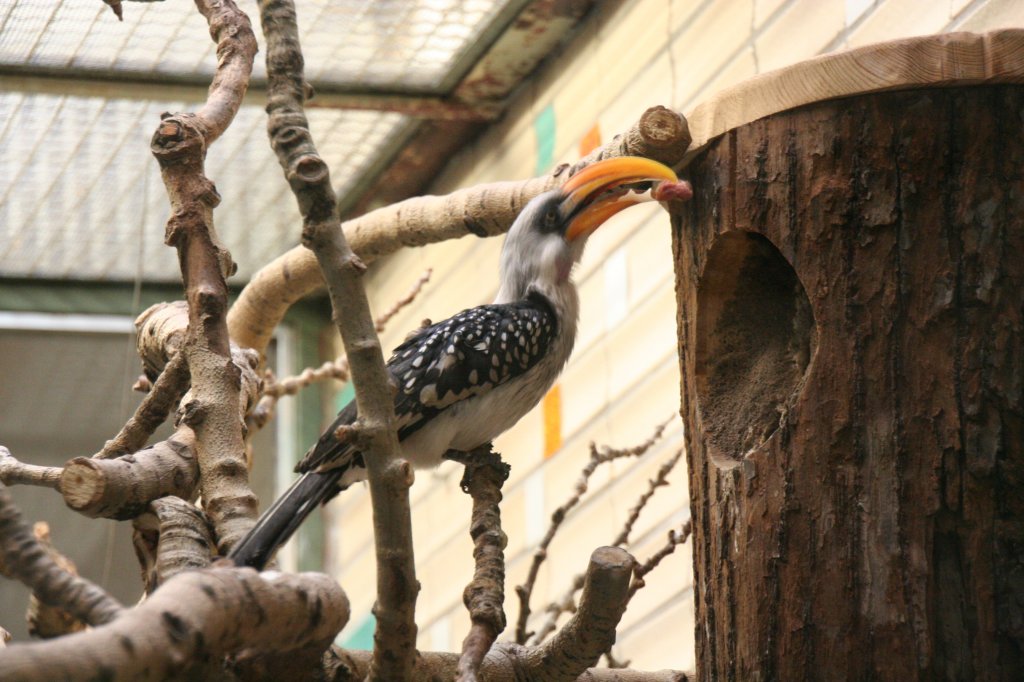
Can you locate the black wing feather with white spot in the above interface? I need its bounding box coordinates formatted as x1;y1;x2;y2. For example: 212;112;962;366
297;291;557;473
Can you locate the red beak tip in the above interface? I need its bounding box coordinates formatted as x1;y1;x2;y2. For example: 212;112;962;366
652;179;693;203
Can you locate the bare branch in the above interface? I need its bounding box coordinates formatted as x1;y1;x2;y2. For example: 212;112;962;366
95;351;189;459
0;568;349;681
520;546;635;681
529;575;584;647
62;428;198;520
134;301;189;378
628;521;693;599
610;449;683;548
515;418;672;644
248;268;432;433
373;267;433;332
133;496;214;593
26;523;87;639
0;447;62;490
446;447;511;682
257;0;419;678
328;647;690;681
228;106;692;352
149;0;259;553
0;482;123;628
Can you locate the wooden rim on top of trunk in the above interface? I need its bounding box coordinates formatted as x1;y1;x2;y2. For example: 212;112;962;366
680;28;1024;169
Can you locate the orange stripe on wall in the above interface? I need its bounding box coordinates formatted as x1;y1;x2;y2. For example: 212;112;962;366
579;123;602;156
542;384;562;459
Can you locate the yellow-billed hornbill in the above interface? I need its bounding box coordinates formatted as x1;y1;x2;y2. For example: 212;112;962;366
229;157;688;569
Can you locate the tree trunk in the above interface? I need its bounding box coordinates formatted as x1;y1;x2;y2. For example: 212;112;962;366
672;85;1024;680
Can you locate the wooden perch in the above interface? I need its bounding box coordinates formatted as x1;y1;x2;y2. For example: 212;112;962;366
149;0;259;553
95;351;189;459
0;568;349;681
329;649;690;682
329;547;642;682
227;104;692;352
516;419;671;644
522;546;635;681
26;523;87;639
133;496;215;593
62;428;198;519
256;0;418;678
0;447;62;490
0;482;123;629
447;447;511;682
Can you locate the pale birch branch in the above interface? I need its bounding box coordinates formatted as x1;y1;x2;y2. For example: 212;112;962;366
228;106;692;352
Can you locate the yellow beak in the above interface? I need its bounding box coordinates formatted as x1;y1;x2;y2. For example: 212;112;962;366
560;157;678;241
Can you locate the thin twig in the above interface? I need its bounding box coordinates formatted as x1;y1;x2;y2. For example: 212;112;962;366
610;448;683;547
95;351;189;459
247;269;432;432
0;482;123;627
257;0;418;678
0;447;62;490
628;521;693;599
514;417;673;644
373;268;433;332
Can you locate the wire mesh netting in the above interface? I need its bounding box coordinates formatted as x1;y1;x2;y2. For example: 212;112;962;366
0;90;405;281
0;0;507;90
0;0;517;281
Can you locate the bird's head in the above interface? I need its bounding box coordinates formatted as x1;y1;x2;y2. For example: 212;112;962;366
498;156;683;302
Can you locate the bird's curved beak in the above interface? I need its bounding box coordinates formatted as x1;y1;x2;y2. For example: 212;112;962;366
560;157;678;242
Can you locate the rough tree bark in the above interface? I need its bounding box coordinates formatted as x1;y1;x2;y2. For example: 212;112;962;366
673;85;1024;680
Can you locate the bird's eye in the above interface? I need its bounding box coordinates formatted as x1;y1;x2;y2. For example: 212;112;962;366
544;206;559;230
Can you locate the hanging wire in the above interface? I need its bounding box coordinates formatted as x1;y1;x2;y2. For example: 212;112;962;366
103;156;152;590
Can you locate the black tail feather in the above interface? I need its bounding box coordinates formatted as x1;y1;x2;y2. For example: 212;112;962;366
228;468;344;570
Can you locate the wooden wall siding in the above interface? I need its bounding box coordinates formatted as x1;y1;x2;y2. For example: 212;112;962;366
324;0;1024;670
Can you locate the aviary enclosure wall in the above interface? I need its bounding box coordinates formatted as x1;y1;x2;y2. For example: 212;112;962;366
672;85;1024;679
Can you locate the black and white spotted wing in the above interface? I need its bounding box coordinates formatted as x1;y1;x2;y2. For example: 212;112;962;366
297;291;558;473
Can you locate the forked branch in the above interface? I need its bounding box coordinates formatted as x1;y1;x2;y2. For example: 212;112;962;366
148;0;260;553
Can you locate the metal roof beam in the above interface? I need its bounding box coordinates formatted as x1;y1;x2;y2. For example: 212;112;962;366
0;66;500;121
